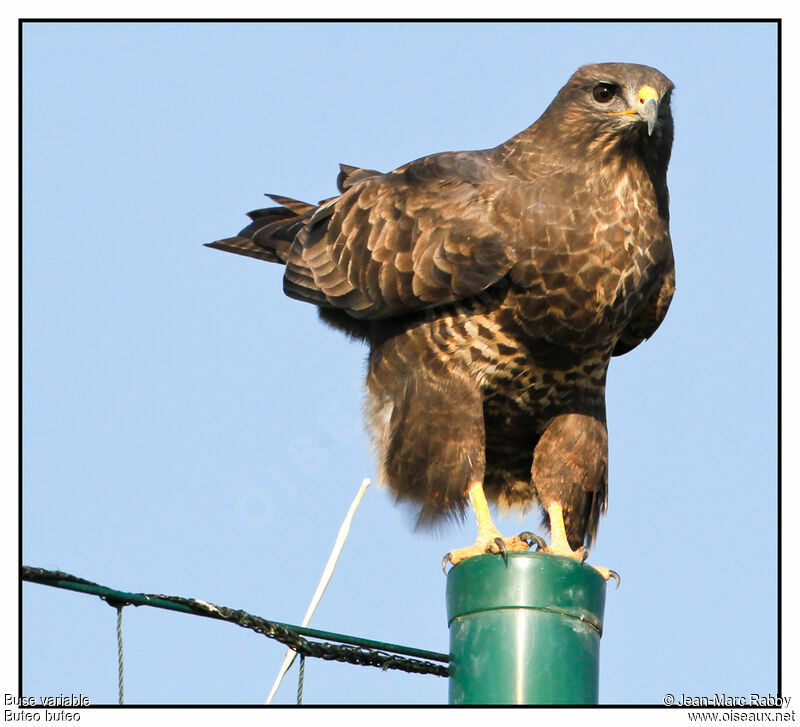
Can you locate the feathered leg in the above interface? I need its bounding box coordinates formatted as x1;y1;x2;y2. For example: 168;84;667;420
367;363;545;571
533;413;619;585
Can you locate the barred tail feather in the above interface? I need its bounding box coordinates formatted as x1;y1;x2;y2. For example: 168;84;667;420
205;194;316;265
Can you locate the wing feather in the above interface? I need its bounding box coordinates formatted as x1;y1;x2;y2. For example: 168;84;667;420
283;153;520;319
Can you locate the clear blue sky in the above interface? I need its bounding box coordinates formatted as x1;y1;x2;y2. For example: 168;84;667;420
21;21;777;706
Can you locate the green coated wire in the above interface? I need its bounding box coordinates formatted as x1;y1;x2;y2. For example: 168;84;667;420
22;566;450;670
22;566;450;677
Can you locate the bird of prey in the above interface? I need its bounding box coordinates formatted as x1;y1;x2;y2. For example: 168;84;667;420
207;62;675;581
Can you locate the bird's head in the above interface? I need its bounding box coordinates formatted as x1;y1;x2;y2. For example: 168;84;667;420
545;62;675;157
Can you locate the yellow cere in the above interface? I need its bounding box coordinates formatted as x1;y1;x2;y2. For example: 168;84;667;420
637;84;659;104
609;85;660;117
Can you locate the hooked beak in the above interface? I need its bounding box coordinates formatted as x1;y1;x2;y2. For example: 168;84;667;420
635;85;660;136
610;84;661;136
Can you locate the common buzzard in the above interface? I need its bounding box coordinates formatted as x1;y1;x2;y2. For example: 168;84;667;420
207;62;676;581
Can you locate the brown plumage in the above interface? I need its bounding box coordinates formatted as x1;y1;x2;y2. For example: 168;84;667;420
207;63;675;568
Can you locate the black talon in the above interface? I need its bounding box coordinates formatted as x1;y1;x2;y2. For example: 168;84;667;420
493;537;508;563
518;531;547;551
442;553;452;575
577;546;590;563
608;570;621;589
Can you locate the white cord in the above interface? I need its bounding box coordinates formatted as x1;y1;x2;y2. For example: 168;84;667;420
265;477;371;704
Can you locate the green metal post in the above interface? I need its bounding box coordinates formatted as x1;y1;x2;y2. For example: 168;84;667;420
446;551;607;704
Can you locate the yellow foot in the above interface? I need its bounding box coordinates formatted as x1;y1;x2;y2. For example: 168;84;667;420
442;530;545;573
539;541;620;587
542;502;620;587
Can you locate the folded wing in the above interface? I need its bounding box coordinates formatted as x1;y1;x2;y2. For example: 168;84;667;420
283;153;520;319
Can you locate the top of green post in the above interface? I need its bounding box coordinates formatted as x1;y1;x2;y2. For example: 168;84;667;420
446;551;607;634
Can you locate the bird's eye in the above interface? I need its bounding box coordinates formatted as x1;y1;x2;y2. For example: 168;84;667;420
592;83;616;103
